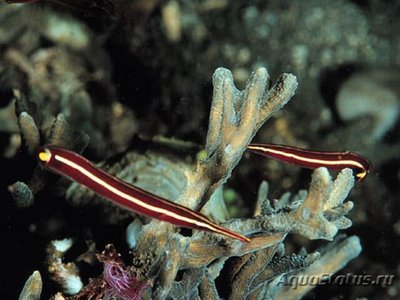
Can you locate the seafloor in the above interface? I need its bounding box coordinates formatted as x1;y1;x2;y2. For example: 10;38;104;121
1;0;399;299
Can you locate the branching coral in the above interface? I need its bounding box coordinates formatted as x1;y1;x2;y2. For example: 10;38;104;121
241;167;355;241
190;67;298;210
122;67;298;298
15;66;362;299
274;235;362;300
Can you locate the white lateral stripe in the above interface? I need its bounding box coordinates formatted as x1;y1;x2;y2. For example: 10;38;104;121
249;146;364;170
54;154;215;231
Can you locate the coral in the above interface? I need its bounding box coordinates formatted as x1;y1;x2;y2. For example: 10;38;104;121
46;239;83;296
274;235;362;300
189;67;297;210
1;1;398;299
0;2;133;157
8;91;89;207
120;0;400;142
161;1;182;42
125;67;298;299
14;65;363;299
244;168;355;241
7;181;34;208
18;270;42;300
55;244;150;300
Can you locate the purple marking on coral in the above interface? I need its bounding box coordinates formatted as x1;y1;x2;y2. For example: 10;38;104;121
104;262;149;300
98;245;149;300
